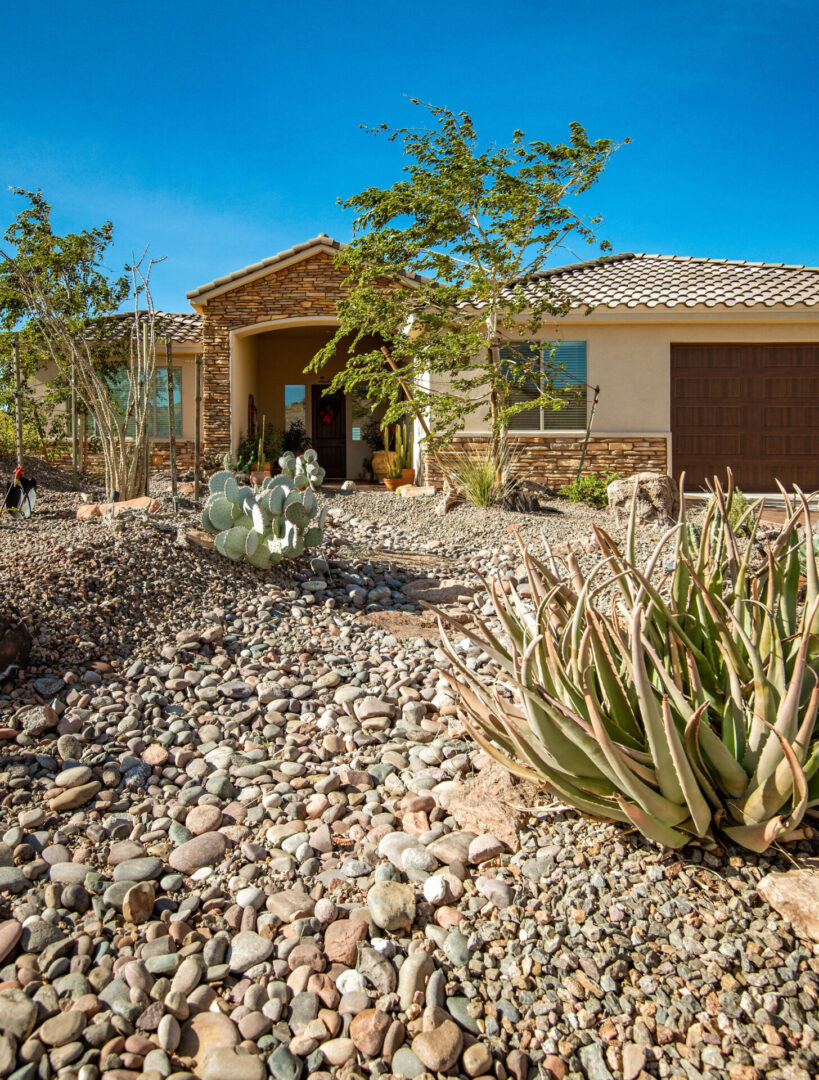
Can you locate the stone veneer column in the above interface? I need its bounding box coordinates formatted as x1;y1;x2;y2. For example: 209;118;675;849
199;252;349;458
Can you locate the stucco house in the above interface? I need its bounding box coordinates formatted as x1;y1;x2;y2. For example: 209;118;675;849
117;235;819;492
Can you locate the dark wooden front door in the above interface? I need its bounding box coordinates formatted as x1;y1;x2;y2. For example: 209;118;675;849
311;386;347;478
671;343;819;492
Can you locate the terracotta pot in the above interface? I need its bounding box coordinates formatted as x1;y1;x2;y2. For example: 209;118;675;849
382;476;404;491
401;469;415;485
371;450;393;479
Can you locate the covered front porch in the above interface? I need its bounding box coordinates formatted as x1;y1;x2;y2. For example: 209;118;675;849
230;318;387;480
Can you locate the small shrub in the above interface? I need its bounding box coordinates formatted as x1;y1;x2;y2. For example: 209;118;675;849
559;470;618;508
283;419;311;455
441;437;519;508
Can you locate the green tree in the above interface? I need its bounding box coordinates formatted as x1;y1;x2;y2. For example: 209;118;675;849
310;101;627;475
0;189;163;498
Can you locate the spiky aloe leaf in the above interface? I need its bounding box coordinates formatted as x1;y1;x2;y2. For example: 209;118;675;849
208;470;233;495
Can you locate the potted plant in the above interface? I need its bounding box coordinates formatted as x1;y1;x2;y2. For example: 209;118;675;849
382;421;413;491
364;417;392;479
400;422;414;486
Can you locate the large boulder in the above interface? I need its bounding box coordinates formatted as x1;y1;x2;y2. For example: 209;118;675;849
758;871;819;943
607;471;679;524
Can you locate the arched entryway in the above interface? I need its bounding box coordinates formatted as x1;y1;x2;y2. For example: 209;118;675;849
230;317;385;479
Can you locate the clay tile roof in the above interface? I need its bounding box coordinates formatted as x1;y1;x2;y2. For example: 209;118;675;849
186;234;345;301
107;311;204;343
503;253;819;310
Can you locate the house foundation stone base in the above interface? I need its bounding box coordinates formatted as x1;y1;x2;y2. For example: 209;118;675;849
422;434;669;490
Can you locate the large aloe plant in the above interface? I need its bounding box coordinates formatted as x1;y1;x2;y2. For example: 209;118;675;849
435;475;819;852
201;451;326;569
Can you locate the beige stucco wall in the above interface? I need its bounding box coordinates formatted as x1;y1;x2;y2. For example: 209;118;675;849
433;309;819;438
31;344;199;442
230;326;385;478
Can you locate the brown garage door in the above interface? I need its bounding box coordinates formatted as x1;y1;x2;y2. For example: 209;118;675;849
671;343;819;492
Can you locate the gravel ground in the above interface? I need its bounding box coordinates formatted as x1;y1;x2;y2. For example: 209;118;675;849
0;460;816;1080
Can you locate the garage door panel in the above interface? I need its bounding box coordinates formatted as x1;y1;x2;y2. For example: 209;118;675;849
763;435;819;457
671;344;819;491
675;405;744;426
675;433;743;456
763;405;817;427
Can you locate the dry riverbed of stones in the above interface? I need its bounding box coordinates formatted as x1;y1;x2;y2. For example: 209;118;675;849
0;468;817;1080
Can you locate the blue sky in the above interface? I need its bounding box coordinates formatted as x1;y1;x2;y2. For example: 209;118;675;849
1;0;816;310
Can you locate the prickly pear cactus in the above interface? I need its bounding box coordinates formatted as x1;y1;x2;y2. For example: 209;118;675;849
202;453;326;569
279;448;325;491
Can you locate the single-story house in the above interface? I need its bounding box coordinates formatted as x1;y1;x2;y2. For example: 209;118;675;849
66;235;819;492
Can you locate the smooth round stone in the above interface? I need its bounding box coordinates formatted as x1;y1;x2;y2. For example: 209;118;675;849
443;930;471;967
55;765;93;789
108;841;147;866
392;1046;426;1079
321;1037;355;1066
38;1010;86;1047
463;1043;493;1077
268;1045;302;1080
0;920;22;964
113;857;163;883
49;863;92;885
228;931;274;974
423;876;450;905
168;833;228;874
177;1011;240;1058
412;1020;463;1072
185;805;223;835
236;886;264;910
401;846;437;875
123;882;156;924
336;970;366;995
367;882;416;933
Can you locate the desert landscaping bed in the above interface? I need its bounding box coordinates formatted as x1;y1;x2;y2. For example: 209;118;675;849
0;460;816;1080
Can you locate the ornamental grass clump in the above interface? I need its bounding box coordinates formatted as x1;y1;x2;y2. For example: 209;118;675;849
434;475;819;852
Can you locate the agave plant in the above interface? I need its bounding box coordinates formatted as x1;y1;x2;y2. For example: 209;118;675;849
435;475;819;852
201;452;326;569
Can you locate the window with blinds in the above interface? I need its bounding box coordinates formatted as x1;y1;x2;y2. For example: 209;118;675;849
502;341;587;432
93;369;182;438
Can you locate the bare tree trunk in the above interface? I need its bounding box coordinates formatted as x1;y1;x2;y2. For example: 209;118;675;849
13;338;24;467
70;370;78;488
166;337;177;498
31;399;51;463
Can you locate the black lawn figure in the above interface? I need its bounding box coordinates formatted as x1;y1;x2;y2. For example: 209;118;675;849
4;465;37;518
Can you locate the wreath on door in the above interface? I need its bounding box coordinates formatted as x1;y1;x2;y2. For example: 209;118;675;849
318;403;337;426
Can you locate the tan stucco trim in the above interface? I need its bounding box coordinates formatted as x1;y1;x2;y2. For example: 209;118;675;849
231;316;340;338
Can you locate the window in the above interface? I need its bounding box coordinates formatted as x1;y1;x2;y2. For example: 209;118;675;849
502;341;587;431
94;368;182;438
285;385;306;427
